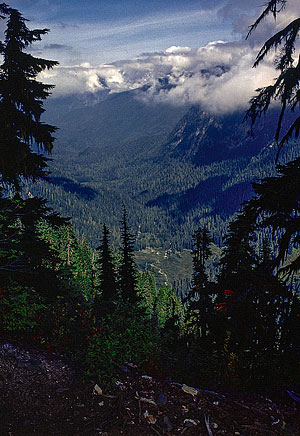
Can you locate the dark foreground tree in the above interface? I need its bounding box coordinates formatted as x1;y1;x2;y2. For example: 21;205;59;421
0;3;58;190
210;1;300;386
191;228;212;291
245;0;300;157
119;206;138;303
188;227;213;339
94;224;117;314
0;4;67;297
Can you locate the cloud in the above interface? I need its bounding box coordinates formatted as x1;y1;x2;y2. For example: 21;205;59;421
165;46;192;54
40;38;278;116
5;0;294;115
38;1;298;114
44;43;71;50
139;41;277;114
219;0;300;45
0;19;5;40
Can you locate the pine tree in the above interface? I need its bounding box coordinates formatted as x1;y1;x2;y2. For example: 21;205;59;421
208;1;300;384
95;224;117;304
76;235;94;300
219;202;258;287
0;196;66;300
188;227;213;339
191;227;212;297
0;4;58;190
119;206;138;303
37;221;94;301
136;269;157;314
0;4;66;290
243;1;300;358
215;188;293;356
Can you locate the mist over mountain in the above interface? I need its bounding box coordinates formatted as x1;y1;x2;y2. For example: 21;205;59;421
41;40;275;115
45;87;189;151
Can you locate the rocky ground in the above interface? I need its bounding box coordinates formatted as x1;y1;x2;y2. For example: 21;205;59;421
0;338;299;436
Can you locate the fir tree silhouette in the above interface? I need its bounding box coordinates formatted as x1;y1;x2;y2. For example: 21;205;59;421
95;223;117;311
119;206;138;303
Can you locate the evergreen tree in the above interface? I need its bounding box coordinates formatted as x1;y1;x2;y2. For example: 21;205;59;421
75;235;94;300
136;269;157;314
0;196;66;300
239;1;300;358
245;0;300;156
215;179;296;359
189;227;213;339
37;222;93;300
0;4;58;190
119;206;138;303
0;4;66;290
95;224;117;304
191;227;212;297
219;202;258;287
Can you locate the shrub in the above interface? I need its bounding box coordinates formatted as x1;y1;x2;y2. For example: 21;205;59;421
35;296;92;355
85;304;160;387
0;284;46;334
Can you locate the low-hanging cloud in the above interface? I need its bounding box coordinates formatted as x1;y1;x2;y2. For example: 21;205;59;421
40;38;277;115
141;42;276;114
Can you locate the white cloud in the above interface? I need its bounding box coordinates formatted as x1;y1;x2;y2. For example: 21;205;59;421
41;63;127;95
41;38;278;115
139;45;277;115
39;38;277;116
165;46;192;54
41;0;300;116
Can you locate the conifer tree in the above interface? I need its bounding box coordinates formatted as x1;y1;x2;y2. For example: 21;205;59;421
95;224;117;303
219;203;258;287
0;4;65;289
243;0;300;356
209;1;300;384
191;227;212;296
119;206;138;303
245;0;300;157
0;4;58;190
216;188;292;356
136;269;157;314
0;196;65;300
188;227;213;339
76;235;94;300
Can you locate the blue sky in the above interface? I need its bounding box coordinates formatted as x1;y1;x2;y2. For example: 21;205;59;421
5;0;262;65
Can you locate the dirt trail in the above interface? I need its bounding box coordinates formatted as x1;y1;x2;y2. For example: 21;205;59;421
0;338;299;436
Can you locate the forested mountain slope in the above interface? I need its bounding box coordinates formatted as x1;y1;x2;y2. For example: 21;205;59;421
26;89;300;284
166;105;289;165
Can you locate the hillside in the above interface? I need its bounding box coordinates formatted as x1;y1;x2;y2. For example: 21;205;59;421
26;90;300;284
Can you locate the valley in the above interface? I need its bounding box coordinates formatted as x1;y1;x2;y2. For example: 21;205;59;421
27;88;300;285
